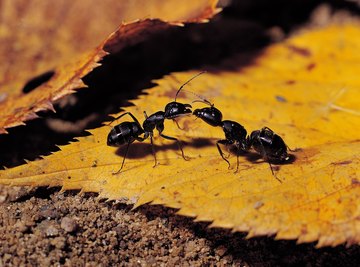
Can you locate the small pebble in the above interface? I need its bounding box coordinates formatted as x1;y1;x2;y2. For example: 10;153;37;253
0;194;7;203
37;220;59;237
39;205;59;219
14;221;29;233
61;217;78;233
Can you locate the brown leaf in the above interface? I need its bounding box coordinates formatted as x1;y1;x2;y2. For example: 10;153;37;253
0;0;219;133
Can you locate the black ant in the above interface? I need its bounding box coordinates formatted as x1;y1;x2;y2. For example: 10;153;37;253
192;98;248;173
192;97;292;182
107;72;205;174
247;127;292;183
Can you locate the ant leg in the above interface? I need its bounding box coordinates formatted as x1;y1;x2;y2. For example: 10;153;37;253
159;133;188;161
149;133;158;167
233;144;241;173
262;126;273;133
236;154;239;173
223;144;231;159
267;161;282;183
245;136;252;151
107;112;141;126
286;145;298;152
173;119;184;130
216;140;231;169
135;136;146;142
256;138;283;183
113;142;131;175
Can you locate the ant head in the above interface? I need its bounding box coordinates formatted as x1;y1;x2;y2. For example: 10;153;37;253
164;102;192;119
174;71;206;102
193;108;201;117
193;105;223;127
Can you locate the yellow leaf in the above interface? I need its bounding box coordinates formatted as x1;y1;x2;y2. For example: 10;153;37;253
0;0;219;133
1;23;360;247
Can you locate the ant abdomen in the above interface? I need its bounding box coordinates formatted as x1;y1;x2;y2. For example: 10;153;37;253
248;127;289;162
107;122;143;147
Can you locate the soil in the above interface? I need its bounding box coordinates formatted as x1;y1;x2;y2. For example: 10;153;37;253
1;187;359;266
1;1;360;266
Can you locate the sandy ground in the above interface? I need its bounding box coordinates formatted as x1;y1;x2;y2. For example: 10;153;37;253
1;186;359;266
1;1;360;266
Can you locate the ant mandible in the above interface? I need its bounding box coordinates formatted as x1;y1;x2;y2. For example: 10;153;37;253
192;98;247;172
107;72;205;174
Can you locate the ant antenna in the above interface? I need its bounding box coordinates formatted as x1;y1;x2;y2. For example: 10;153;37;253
176;85;214;107
181;89;214;107
192;99;214;107
174;71;206;102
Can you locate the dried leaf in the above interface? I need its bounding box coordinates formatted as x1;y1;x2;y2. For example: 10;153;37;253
1;24;360;247
0;0;219;133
